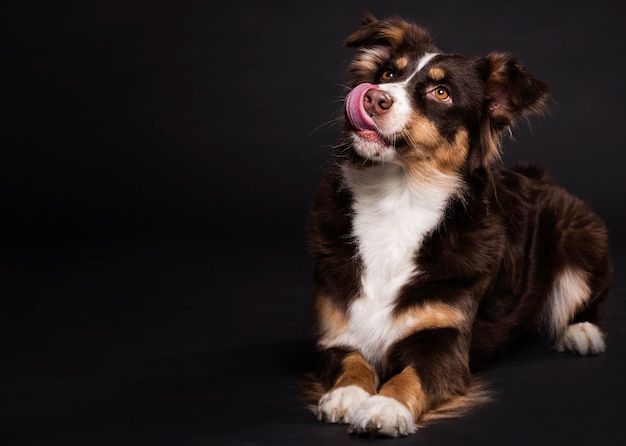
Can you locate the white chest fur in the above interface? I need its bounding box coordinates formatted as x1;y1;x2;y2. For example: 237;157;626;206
331;163;456;367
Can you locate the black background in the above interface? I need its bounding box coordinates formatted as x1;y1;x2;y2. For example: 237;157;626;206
2;1;626;445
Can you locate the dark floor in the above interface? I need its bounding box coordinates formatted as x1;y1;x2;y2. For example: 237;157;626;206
2;1;626;445
3;240;626;445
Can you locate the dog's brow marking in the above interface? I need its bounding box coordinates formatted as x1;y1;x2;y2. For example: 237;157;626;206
395;56;409;69
428;67;446;81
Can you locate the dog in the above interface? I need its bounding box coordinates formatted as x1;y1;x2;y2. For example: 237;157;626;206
303;15;612;437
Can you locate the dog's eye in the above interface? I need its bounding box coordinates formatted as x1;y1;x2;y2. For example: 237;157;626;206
427;86;452;102
379;70;395;82
434;87;450;100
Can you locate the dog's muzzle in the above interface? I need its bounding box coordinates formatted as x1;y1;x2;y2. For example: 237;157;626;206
346;83;396;130
345;83;397;150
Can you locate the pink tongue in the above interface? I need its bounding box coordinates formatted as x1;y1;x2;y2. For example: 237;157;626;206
345;83;378;131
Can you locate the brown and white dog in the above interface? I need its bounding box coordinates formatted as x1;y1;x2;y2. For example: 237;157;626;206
304;15;612;437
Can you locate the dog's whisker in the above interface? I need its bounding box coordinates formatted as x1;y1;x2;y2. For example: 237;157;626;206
309;116;343;136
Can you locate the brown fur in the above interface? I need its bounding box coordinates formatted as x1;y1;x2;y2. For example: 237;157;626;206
331;352;379;394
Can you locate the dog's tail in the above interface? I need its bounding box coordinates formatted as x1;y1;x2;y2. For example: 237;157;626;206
417;378;493;426
298;373;328;414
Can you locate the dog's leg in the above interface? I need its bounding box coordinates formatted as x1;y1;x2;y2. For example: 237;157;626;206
349;366;421;437
534;189;612;355
315;349;378;424
546;267;607;355
349;327;471;437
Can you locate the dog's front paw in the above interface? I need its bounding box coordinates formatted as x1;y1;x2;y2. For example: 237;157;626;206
317;385;370;424
349;395;417;437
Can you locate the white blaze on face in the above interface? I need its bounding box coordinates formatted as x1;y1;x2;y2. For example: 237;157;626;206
413;52;438;76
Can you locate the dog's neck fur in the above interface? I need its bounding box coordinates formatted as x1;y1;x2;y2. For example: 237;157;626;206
337;162;459;365
342;161;459;283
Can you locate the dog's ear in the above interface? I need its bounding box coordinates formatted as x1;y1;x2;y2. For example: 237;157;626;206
484;52;549;131
344;14;381;47
344;15;435;51
475;53;549;169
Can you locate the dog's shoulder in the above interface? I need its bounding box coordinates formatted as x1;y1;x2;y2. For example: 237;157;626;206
509;162;553;184
306;166;354;253
308;166;351;218
490;162;555;204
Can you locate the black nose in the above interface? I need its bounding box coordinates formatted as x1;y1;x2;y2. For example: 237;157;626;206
364;89;394;115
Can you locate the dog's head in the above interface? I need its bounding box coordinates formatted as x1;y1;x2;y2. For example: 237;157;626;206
341;15;549;174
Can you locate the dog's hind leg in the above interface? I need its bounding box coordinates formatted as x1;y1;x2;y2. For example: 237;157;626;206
544;267;607;355
555;321;605;355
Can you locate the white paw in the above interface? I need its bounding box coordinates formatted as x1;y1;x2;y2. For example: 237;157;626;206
349;395;417;437
317;385;370;424
555;322;606;355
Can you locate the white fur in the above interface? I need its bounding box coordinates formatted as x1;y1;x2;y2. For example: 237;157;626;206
413;52;438;78
317;385;370;424
543;267;606;354
350;135;397;162
373;82;415;136
359;46;392;66
544;267;591;339
349;395;417;437
319;163;458;368
555;322;606;355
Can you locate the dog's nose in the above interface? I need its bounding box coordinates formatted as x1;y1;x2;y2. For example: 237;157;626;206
364;89;394;115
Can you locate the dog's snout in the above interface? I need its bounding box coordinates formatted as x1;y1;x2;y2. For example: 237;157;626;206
364;89;394;116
